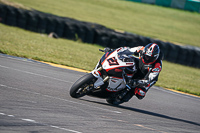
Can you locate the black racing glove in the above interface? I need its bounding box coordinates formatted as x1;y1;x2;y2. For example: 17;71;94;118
104;47;113;53
127;79;139;88
137;80;150;87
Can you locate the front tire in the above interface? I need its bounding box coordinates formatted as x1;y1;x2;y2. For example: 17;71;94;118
70;73;97;98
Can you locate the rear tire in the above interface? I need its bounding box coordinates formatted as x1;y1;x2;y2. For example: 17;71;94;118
106;98;124;106
70;73;96;98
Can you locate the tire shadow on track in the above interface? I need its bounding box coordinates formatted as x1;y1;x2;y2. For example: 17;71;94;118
79;98;200;127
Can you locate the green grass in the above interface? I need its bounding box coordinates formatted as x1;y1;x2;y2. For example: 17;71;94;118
0;23;200;96
157;61;200;96
0;0;200;96
6;0;200;47
0;24;103;71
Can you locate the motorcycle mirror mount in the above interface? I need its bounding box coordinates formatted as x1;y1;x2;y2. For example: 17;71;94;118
99;49;105;52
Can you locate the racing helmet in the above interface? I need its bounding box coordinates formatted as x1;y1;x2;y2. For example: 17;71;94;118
142;43;160;64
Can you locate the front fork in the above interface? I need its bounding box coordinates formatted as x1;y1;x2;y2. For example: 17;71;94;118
91;67;109;88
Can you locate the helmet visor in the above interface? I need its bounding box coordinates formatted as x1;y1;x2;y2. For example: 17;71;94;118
143;55;157;64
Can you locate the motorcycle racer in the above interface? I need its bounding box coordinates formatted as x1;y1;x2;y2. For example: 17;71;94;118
105;43;163;101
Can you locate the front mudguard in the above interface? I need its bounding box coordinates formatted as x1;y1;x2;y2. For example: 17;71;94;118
91;69;105;88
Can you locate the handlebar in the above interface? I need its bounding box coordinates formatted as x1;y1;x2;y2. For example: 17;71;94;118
99;49;105;52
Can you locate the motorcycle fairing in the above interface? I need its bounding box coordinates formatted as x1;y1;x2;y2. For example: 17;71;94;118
106;77;126;92
92;48;137;92
100;48;135;71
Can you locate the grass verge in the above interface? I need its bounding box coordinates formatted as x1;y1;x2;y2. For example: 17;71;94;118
0;23;199;96
4;0;200;47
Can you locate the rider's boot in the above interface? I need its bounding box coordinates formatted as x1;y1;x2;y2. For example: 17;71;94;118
134;87;146;100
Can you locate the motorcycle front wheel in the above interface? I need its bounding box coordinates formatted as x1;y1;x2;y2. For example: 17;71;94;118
70;73;97;98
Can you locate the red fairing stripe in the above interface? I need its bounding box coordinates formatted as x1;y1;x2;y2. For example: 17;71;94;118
126;63;134;65
98;71;102;76
117;47;122;52
127;74;134;77
105;52;109;58
106;88;118;92
115;69;123;72
111;76;123;79
101;50;116;65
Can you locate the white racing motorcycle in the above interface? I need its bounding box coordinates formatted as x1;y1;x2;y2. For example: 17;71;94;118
70;47;141;105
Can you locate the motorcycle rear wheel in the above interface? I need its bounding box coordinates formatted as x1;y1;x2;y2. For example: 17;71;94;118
106;98;124;105
70;73;97;98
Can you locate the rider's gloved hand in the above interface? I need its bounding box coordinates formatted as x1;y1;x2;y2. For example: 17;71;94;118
104;47;112;53
137;80;149;87
127;79;138;88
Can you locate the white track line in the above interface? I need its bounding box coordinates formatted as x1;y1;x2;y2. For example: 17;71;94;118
0;63;121;114
0;112;82;133
0;83;121;114
0;64;73;83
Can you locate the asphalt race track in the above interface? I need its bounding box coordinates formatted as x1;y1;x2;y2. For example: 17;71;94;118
0;54;199;133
